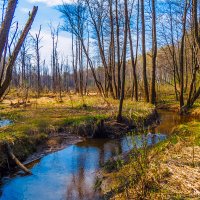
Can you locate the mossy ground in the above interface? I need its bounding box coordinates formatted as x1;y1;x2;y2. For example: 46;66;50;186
0;94;154;141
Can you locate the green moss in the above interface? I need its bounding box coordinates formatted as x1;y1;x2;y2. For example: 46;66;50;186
55;114;108;128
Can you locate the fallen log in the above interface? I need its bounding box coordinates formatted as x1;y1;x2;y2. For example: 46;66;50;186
4;142;32;175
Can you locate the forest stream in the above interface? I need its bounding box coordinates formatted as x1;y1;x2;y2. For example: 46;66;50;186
0;111;191;200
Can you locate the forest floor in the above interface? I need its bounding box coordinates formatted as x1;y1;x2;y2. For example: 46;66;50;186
99;104;200;200
0;93;156;177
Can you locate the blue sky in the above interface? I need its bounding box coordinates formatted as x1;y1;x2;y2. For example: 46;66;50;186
14;0;176;66
15;0;72;65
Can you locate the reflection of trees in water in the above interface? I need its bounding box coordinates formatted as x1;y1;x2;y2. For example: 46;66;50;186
149;127;156;145
77;140;124;165
155;111;191;135
65;169;88;200
101;142;122;164
65;149;91;200
64;132;165;200
64;140;125;200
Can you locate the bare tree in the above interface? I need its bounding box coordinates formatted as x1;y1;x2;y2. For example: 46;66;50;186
151;0;157;104
50;23;60;93
31;25;42;97
0;0;38;99
117;0;128;121
141;0;149;102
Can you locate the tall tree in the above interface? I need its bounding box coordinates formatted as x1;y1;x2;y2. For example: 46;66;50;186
0;1;38;98
151;0;157;104
115;0;121;99
58;2;105;98
141;0;149;102
179;0;188;109
32;25;42;97
117;0;128;121
128;0;139;101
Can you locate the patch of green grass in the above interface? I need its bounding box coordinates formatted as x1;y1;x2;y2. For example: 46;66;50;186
56;114;108;127
0;95;156;143
152;122;200;155
0;94;158;169
173;122;200;145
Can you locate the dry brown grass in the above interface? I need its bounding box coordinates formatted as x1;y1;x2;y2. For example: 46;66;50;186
100;121;200;200
161;145;200;198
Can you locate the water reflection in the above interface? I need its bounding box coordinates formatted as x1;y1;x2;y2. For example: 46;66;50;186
0;119;12;128
0;134;166;200
0;111;184;200
154;110;193;135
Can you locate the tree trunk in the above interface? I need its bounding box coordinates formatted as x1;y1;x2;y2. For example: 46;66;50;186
179;1;187;109
0;6;38;98
151;0;157;105
115;0;121;99
117;0;128;122
0;0;17;61
141;0;149;102
128;23;138;101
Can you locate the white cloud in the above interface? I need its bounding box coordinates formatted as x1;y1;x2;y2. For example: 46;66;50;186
28;0;73;7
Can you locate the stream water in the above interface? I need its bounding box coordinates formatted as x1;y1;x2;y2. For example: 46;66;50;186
0;111;188;200
0;119;12;128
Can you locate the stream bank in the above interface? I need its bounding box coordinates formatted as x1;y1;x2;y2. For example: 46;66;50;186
0;110;171;200
100;108;200;199
0;97;157;179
